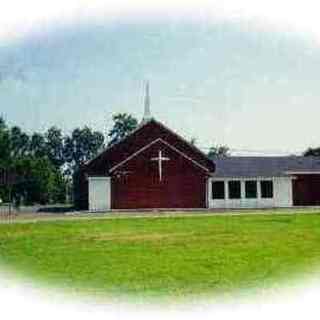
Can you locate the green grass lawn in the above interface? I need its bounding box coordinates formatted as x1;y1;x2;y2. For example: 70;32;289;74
1;212;320;299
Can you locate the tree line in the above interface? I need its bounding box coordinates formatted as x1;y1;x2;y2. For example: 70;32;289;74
0;113;137;206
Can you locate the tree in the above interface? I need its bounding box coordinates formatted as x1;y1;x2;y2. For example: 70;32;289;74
65;127;105;206
0;118;68;205
64;126;105;174
0;117;11;166
13;156;66;205
0;117;6;131
304;147;320;157
107;113;138;146
0;118;11;202
48;169;67;204
45;126;64;169
207;143;230;159
10;126;30;158
0;118;109;205
29;132;47;158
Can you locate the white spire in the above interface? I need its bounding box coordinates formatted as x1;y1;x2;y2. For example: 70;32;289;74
142;80;152;123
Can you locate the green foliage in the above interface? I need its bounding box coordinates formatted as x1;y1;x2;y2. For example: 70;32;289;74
0;117;6;131
10;126;30;159
0;144;10;169
0;118;67;205
0;117;11;166
64;126;105;173
207;143;230;159
13;157;57;205
0;112;139;205
1;212;320;298
0;115;111;205
45;126;64;169
29;133;47;158
48;169;67;204
107;113;138;146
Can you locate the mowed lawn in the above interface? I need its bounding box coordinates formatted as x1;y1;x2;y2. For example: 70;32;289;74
1;212;320;298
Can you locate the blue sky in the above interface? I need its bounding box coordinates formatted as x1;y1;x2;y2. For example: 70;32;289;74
1;17;320;154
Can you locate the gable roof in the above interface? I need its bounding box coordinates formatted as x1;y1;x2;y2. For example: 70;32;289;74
213;156;320;178
84;119;215;175
109;138;211;174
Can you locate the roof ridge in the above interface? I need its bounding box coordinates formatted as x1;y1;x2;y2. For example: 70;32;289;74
84;118;154;167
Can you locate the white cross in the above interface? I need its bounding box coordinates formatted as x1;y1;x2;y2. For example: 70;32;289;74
151;150;170;181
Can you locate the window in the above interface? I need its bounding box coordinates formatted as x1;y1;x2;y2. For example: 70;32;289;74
228;181;241;199
261;180;273;198
245;181;257;199
212;181;225;199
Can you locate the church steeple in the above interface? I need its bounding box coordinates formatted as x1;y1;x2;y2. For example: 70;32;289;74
142;81;152;124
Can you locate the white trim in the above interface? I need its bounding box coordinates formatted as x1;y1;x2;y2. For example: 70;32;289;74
85;119;214;171
208;176;293;208
284;171;320;175
225;180;229;200
85;119;154;166
205;177;209;208
109;138;211;174
151;119;214;165
212;176;296;180
110;139;159;172
88;176;110;180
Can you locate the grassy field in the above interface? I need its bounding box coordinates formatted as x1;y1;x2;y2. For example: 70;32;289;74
1;212;320;299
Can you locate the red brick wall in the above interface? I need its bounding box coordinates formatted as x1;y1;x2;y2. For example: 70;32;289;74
80;119;214;209
111;139;208;209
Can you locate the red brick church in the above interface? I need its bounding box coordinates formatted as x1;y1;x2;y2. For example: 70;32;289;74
76;83;320;211
77;83;215;210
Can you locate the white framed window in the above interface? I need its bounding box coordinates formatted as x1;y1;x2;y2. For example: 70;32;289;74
228;181;241;199
260;180;273;198
245;180;257;199
212;181;225;199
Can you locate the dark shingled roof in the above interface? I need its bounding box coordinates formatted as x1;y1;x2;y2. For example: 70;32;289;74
213;156;320;178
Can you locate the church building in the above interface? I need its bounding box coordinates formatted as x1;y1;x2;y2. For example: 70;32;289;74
77;84;320;211
77;83;215;210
